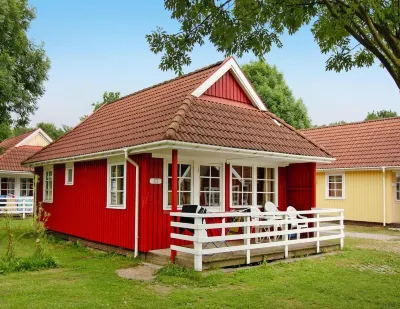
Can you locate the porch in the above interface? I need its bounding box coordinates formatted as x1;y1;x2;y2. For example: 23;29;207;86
162;208;344;271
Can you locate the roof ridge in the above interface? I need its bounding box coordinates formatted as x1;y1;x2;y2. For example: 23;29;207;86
302;116;400;131
164;96;194;140
0;129;36;147
104;60;224;106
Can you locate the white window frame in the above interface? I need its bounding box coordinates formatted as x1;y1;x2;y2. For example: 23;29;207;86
163;161;194;210
396;173;400;202
0;177;16;196
20;177;34;197
325;173;345;200
65;162;74;185
230;164;278;209
107;157;127;210
255;167;277;207
199;164;223;210
43;165;54;203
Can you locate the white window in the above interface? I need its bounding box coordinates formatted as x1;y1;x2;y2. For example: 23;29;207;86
165;163;193;209
256;167;276;205
199;165;221;207
326;174;345;199
43;166;54;202
65;163;74;185
0;177;15;196
396;174;400;201
107;159;126;209
231;165;253;207
20;178;33;197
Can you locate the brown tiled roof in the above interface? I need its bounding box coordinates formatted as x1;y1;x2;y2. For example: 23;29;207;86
0;146;42;172
25;60;331;164
0;130;35;151
301;117;400;169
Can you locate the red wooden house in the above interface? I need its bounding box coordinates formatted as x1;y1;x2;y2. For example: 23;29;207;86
24;57;333;258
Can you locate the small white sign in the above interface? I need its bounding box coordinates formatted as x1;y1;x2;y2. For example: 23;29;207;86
150;178;162;185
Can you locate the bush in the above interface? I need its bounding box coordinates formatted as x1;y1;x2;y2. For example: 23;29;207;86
0;255;57;275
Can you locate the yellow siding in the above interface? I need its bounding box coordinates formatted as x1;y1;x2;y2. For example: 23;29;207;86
25;133;50;147
389;171;400;224
316;171;386;223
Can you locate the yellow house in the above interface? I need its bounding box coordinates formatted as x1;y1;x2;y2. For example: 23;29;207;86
302;117;400;225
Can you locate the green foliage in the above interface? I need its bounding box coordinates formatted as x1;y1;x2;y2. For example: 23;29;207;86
242;60;311;129
329;120;347;125
0;0;50;126
365;109;398;120
0;255;57;275
80;91;120;121
36;122;71;140
147;1;400;89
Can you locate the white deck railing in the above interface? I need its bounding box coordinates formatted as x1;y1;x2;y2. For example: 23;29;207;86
170;208;344;271
0;197;34;218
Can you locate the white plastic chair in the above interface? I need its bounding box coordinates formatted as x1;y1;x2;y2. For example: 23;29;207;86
248;206;274;243
287;206;309;239
264;202;283;240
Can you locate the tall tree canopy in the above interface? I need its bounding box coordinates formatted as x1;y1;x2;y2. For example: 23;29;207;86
147;0;400;89
80;91;120;121
365;109;398;120
0;0;50;127
36;122;71;140
242;60;311;129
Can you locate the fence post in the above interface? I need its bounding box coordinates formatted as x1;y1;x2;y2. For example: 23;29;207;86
340;210;344;250
245;215;250;264
284;214;288;258
194;217;203;271
22;200;26;219
316;212;320;253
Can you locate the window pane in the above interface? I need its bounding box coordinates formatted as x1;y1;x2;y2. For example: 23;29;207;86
328;176;334;183
267;168;274;179
200;166;209;177
117;165;124;177
243;192;252;206
335;175;342;182
111;166;116;177
209;191;220;206
232;192;240;206
257;180;265;192
117;192;124;205
180;164;191;177
180;192;191;205
179;178;191;191
257;193;266;206
336;190;342;197
243;166;252;178
232;178;241;191
232;166;242;178
336;182;342;190
111;179;116;190
168;178;172;191
168;163;172;177
328;190;335;197
200;192;208;206
111;192;117;204
257;167;265;180
266;193;275;203
210;166;220;177
117;178;124;190
68;169;73;182
200;178;210;191
243;179;252;191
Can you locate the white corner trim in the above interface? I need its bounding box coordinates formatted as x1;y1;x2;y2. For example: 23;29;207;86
191;57;267;111
15;128;53;147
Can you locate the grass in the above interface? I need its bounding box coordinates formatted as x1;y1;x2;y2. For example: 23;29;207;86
0;219;399;308
345;224;400;236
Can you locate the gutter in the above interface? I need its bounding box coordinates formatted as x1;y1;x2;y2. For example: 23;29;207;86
24;140;335;167
382;167;386;227
124;149;140;258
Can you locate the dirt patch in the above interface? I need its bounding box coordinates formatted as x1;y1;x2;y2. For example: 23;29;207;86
353;264;398;275
148;284;174;296
346;232;400;241
116;263;162;281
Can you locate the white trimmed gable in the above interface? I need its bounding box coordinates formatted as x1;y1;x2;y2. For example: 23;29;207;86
16;128;53;147
191;57;267;111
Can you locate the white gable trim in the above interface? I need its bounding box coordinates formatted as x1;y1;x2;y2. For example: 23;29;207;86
191;57;267;111
15;128;53;147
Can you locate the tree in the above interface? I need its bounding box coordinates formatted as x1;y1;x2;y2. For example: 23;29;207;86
365;109;398;120
242;60;311;129
0;0;50;127
36;122;71;140
329;120;347;125
147;1;400;89
80;91;120;121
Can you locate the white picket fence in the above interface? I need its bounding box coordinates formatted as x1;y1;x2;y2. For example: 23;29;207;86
170;208;344;271
0;197;34;218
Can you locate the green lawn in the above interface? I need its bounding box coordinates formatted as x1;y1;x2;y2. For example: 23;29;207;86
1;219;400;309
345;224;400;236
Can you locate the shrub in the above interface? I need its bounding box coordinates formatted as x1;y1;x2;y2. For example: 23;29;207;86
0;255;57;275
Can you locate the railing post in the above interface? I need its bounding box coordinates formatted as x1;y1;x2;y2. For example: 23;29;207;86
245;215;250;264
316;212;320;253
194;217;203;271
340;210;344;250
284;214;288;258
22;200;26;219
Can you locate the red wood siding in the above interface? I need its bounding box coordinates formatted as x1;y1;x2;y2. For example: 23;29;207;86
204;71;252;105
286;163;316;211
278;167;288;210
35;159;136;250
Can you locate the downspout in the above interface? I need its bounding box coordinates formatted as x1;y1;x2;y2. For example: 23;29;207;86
124;149;140;257
382;167;386;227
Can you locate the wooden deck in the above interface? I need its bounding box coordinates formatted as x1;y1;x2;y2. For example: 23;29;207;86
146;240;340;270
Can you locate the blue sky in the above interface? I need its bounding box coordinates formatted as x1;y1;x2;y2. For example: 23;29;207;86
28;0;399;128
